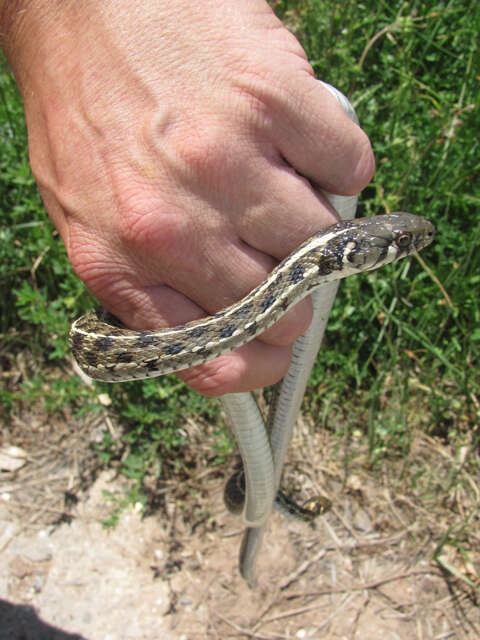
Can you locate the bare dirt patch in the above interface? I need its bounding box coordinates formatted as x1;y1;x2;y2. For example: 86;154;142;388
1;397;479;639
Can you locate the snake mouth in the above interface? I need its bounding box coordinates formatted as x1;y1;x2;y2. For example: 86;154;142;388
416;223;435;250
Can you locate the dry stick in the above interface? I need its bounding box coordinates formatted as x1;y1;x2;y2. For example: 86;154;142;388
262;567;441;626
250;514;373;627
313;594;358;636
9;500;73;516
257;593;356;638
351;11;425;95
318;530;412;555
279;527;411;591
30;245;50;281
279;549;327;591
358;23;397;71
421;433;480;502
1;474;74;492
326;504;360;542
255;549;424;634
275;530;415;600
351;592;371;639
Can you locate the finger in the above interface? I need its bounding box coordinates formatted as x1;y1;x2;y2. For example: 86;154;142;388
265;75;375;195
177;341;293;397
233;158;340;259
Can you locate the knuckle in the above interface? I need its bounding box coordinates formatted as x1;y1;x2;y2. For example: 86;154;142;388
151;112;234;187
114;189;189;257
173;125;229;179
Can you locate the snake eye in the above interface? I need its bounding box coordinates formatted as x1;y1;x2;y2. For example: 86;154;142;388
395;232;412;248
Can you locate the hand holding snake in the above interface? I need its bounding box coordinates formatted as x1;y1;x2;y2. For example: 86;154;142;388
71;210;434;586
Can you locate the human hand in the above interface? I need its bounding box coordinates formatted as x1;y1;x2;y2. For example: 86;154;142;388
1;0;374;396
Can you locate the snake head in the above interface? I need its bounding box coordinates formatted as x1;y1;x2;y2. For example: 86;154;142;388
345;212;435;271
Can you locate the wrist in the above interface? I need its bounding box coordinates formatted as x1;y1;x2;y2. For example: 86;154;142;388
1;1;54;85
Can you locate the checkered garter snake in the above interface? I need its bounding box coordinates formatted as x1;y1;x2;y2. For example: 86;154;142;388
70;216;434;541
69;83;435;587
70;215;434;382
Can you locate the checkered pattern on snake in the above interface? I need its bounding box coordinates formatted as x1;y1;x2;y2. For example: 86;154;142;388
70;213;435;384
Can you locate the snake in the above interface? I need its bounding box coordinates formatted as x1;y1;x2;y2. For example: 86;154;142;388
69;80;435;587
70;215;434;511
70;213;434;384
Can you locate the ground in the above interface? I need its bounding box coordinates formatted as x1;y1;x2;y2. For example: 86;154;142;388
0;396;479;639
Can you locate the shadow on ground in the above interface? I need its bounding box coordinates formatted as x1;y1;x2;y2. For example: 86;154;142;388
0;599;86;640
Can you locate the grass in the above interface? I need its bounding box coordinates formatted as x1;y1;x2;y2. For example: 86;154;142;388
278;0;480;445
1;0;479;588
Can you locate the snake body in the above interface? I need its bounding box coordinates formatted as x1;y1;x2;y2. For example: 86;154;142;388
224;469;332;521
70;213;434;561
70;213;434;383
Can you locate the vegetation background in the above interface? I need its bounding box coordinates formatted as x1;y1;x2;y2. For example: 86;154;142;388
1;0;479;591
